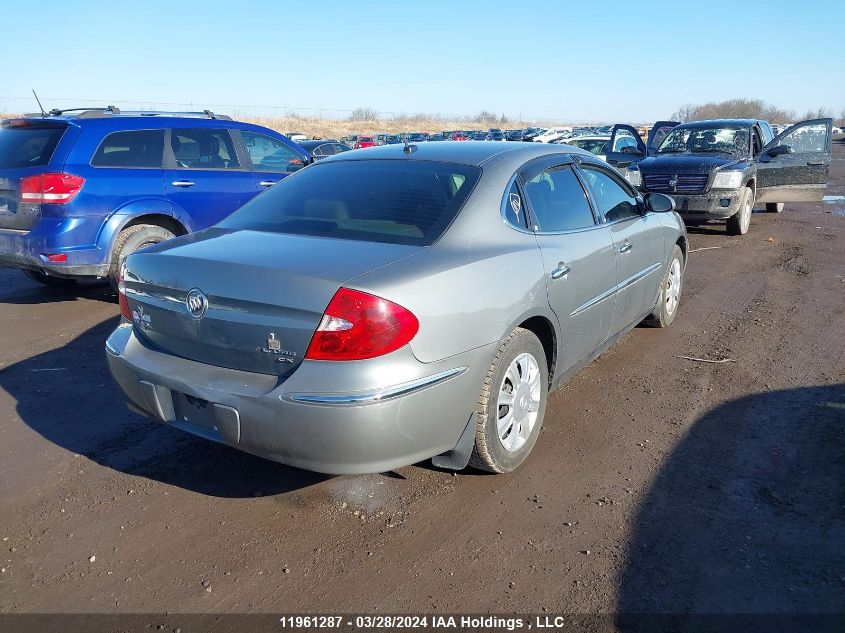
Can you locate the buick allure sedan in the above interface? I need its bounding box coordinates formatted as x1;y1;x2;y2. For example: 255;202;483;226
106;142;686;474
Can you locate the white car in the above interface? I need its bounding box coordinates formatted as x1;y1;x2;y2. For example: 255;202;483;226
533;126;573;143
286;132;309;142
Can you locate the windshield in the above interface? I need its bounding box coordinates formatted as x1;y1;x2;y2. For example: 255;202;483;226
658;125;750;155
219;160;480;246
0;125;66;168
568;138;610;155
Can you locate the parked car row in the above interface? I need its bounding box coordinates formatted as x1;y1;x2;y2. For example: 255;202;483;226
0;106;834;477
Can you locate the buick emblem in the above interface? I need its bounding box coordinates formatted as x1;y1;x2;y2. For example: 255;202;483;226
185;288;208;319
668;175;678;191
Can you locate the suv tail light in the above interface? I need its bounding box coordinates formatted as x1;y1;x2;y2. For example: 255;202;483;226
305;288;419;361
19;173;85;204
118;262;131;321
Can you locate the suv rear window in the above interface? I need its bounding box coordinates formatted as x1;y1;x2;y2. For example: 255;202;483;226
91;130;165;168
0;125;66;168
219;159;480;246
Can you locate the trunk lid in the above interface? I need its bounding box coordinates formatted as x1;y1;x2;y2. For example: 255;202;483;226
124;228;422;376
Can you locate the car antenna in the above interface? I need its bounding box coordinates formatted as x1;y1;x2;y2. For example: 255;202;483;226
32;89;47;117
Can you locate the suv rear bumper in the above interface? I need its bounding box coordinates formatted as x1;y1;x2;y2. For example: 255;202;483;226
0;219;110;278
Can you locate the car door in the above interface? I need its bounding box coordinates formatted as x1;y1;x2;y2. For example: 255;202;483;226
519;160;617;369
755;118;832;203
605;124;647;171
646;121;679;156
577;162;665;335
240;130;309;191
164;127;256;229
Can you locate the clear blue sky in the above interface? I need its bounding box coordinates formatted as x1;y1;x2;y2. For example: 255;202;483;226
2;0;843;123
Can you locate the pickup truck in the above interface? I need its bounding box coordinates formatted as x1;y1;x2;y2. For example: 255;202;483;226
602;118;833;235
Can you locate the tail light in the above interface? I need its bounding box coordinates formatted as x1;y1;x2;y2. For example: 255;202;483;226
305;288;419;361
118;262;131;320
19;173;85;204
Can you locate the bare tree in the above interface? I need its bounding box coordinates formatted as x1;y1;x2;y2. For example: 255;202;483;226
349;107;379;122
670;98;795;123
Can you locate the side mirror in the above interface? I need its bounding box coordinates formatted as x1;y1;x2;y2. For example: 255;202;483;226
644;192;675;213
767;144;793;157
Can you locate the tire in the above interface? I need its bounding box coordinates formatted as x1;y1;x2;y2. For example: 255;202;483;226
107;224;175;291
766;202;784;213
644;245;684;328
22;268;77;288
726;187;753;235
468;328;548;473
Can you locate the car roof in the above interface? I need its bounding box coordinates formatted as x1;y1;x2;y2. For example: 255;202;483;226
319;140;593;168
678;119;761;128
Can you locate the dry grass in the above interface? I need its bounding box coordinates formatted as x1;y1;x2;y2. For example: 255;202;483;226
1;111;559;140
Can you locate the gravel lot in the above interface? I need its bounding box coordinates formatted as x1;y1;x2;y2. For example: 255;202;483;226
1;142;843;621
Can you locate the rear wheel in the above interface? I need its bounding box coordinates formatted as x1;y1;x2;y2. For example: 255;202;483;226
22;269;77;288
726;187;753;235
644;245;684;328
766;202;784;213
468;328;548;473
108;224;176;291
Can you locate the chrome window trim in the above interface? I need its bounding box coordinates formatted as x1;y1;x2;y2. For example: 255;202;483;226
284;366;468;405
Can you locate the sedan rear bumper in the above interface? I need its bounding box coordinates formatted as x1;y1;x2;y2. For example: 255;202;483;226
105;323;489;474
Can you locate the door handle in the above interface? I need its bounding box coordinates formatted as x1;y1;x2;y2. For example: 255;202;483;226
258;181;277;187
619;241;633;254
171;180;195;187
806;161;824;166
550;263;571;279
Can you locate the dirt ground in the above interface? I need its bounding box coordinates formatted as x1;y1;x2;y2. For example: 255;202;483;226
0;143;843;626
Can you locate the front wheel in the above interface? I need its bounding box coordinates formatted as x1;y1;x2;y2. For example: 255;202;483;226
644;245;684;328
726;187;753;235
468;328;548;473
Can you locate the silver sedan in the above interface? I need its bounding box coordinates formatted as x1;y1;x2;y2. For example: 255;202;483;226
106;141;686;474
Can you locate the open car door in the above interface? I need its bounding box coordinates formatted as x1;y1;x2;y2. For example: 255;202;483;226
756;118;832;204
604;124;647;169
646;120;679;156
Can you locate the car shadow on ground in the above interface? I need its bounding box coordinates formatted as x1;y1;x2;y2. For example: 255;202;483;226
616;383;845;626
0;270;116;306
0;317;328;497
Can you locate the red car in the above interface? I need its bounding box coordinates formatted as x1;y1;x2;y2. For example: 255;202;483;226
450;131;469;141
354;135;377;149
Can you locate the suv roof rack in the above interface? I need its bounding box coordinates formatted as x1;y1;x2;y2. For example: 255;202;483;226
22;107;232;121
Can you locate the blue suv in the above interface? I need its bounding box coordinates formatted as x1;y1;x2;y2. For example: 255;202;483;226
0;107;310;287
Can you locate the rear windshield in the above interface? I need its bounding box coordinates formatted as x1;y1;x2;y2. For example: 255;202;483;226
0;125;66;168
219;159;480;246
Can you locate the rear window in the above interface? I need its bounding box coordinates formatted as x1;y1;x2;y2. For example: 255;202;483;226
91;130;165;168
0;125;66;168
219;160;480;246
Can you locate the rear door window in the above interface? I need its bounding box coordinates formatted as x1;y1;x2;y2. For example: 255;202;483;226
0;125;66;168
219;159;480;246
91;130;165;168
522;165;596;232
171;128;240;170
241;131;304;172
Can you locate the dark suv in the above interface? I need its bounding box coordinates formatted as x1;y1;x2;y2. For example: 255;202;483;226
0;107;309;287
601;118;833;235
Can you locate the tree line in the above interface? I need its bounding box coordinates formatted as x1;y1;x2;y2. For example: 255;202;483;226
671;98;843;125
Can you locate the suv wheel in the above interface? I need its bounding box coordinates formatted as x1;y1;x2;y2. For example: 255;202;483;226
22;269;77;288
726;187;753;235
108;224;176;291
468;328;548;473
